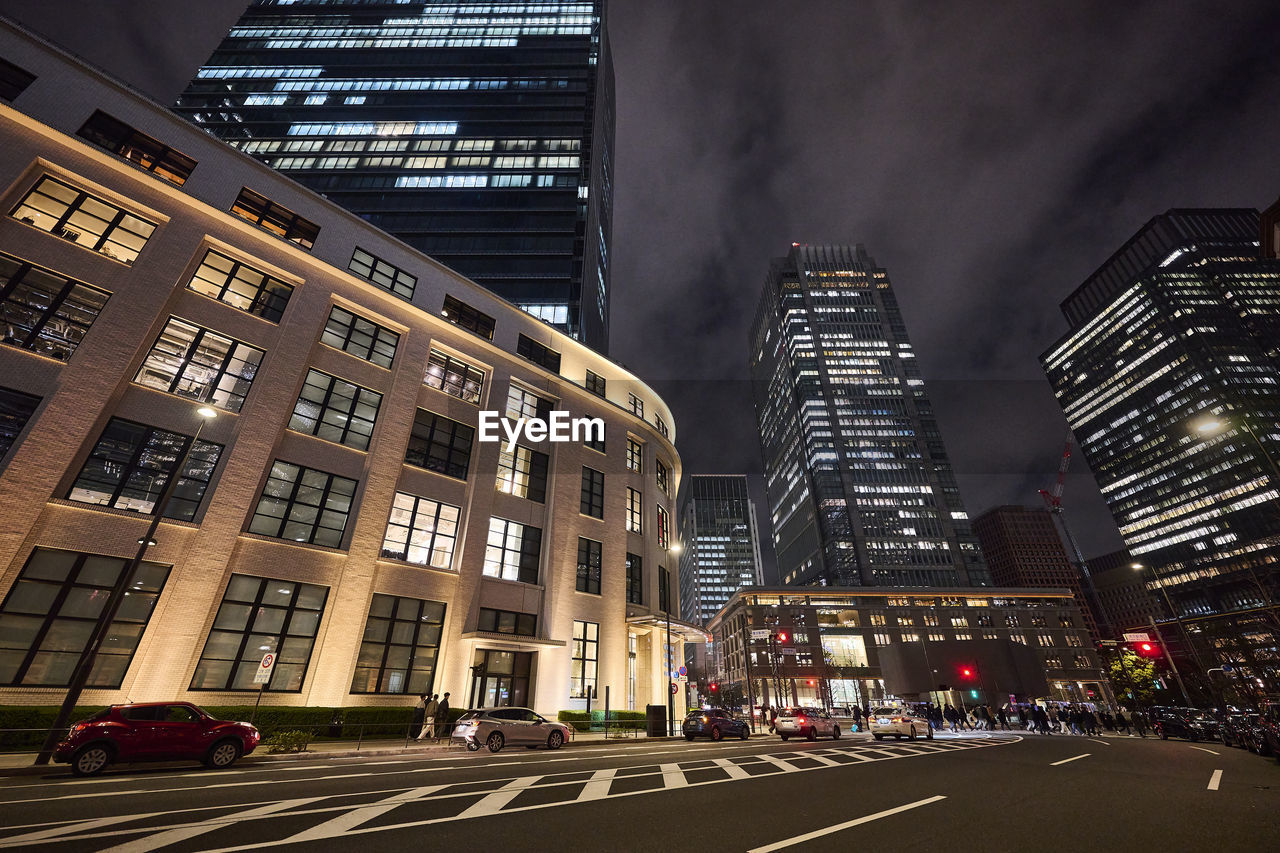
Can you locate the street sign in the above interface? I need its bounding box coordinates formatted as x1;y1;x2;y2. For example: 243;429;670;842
678;665;687;677
750;629;771;640
779;647;796;655
1122;632;1151;642
670;683;678;695
1222;664;1234;672
678;676;688;684
252;652;276;685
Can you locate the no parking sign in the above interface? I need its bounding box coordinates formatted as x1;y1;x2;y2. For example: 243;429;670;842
253;652;276;685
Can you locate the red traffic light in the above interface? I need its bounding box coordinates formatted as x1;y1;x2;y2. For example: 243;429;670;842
959;665;976;680
709;682;718;692
807;679;815;686
1134;641;1160;657
776;631;788;643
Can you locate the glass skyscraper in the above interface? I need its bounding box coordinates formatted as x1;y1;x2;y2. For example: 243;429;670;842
174;1;614;352
678;475;764;627
748;244;990;588
1041;209;1280;698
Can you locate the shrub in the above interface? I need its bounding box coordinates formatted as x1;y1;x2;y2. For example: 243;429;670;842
265;730;313;753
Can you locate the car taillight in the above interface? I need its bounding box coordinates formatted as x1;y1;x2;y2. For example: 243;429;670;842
796;717;805;724
700;716;709;723
892;717;905;723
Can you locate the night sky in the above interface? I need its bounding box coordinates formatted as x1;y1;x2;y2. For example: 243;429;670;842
9;1;1280;578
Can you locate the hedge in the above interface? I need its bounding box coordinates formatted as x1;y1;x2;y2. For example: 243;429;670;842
0;704;470;751
557;709;647;731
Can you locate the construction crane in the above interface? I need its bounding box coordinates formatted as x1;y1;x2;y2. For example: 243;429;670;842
1040;434;1114;639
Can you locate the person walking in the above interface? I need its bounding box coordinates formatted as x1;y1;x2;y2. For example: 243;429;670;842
1133;709;1148;738
433;692;451;741
411;693;427;739
416;693;439;741
768;705;779;734
1116;711;1130;735
997;706;1010;731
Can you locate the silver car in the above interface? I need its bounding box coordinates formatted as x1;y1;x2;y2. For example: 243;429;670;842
451;707;573;753
775;707;841;741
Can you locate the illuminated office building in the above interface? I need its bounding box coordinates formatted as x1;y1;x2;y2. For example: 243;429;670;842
678;475;764;628
174;1;614;352
748;244;990;588
1040;208;1280;698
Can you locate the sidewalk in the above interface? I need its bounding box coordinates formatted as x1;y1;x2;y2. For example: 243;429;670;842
0;729;673;777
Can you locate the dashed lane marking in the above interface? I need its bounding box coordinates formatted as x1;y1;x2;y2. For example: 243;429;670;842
747;795;948;853
1207;769;1222;791
1189;746;1220;756
1050;753;1090;766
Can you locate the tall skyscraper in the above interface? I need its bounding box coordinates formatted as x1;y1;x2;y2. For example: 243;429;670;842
1040;208;1280;696
972;505;1100;641
748;244;990;588
1087;549;1167;636
174;1;615;352
678;475;764;627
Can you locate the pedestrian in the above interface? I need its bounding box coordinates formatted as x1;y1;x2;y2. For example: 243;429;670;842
410;692;427;737
1017;706;1028;730
1133;710;1148;738
769;705;779;734
997;706;1010;731
1116;711;1130;735
416;693;439;741
433;692;451;741
1082;709;1098;737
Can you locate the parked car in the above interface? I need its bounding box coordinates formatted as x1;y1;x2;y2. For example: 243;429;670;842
1219;712;1254;748
869;706;933;741
1149;707;1217;741
683;708;750;741
775;707;840;741
450;707;572;753
53;702;259;777
1259;702;1280;761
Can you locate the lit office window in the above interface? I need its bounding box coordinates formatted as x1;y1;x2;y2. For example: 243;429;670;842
134;317;263;413
77;110;197;185
0;254;109;362
626;438;643;473
505;384;553;420
570;620;598;698
626;488;643;534
381;491;460;569
190;574;328;692
496;444;548;502
230;187;320;250
10;176;156;264
656;458;670;495
483;517;542;584
424;349;484;403
187;249;293;322
657;505;670;550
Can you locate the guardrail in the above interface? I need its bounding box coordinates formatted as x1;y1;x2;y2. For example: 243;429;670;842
560;718;641;739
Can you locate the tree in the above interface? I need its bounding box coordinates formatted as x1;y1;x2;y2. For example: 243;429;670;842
1109;651;1157;708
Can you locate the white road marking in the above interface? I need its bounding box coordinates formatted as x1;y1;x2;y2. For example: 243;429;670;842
1189;746;1220;756
658;763;687;789
453;778;526;819
575;768;616;801
1050;753;1090;766
712;758;752;779
102;797;327;853
1207;769;1222;791
746;795;948;853
1088;739;1111;746
1;814;158;845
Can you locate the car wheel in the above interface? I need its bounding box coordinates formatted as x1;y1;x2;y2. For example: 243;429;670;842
806;727;817;742
466;741;481;751
486;731;505;753
547;730;564;750
71;744;112;777
908;726;917;741
685;733;696;741
204;739;242;770
832;726;841;740
739;726;750;740
780;733;790;741
1160;730;1168;740
710;726;723;742
873;734;884;740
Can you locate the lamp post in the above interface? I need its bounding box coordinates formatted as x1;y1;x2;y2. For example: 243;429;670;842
35;406;217;765
1131;562;1207;706
665;542;681;736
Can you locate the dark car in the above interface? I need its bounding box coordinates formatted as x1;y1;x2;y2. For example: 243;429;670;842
1219;712;1254;748
54;702;260;776
683;708;750;741
1149;706;1216;742
1259;702;1280;761
1238;713;1272;756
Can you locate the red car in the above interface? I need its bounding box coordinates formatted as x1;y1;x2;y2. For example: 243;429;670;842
54;702;260;776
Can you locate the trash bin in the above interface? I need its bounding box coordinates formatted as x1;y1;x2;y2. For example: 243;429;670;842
646;704;667;737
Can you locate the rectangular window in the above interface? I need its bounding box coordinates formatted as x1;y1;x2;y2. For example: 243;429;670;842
134;317;263;413
655;413;669;439
247;460;357;548
576;537;602;595
0;253;110;361
230;187;319;250
0;548;168;688
657;504;670;550
0;386;40;466
187;249;293;322
76;110;197;186
483;517;542;584
68;417;222;520
288;368;382;451
351;594;445;694
516;333;561;373
626;438;643;473
190;573;328;692
478;607;537;637
585;369;606;397
505;383;553;421
570;620;599;698
656;458;670;495
626;488;643;534
381;491;460;569
626;553;643;605
659;566;670;613
442;294;495;340
405;409;474;480
349;247;416;299
584;429;606;454
496;444;548;502
321;306;399;368
11;176;156;265
0;57;36;101
424;349;484;403
581;466;604;518
628;393;643;418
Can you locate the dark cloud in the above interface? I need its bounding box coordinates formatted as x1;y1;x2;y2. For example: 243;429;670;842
10;0;1280;565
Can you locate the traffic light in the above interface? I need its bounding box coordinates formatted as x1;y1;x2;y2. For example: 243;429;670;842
1134;641;1161;658
807;679;815;686
775;631;788;643
958;664;977;681
709;682;718;693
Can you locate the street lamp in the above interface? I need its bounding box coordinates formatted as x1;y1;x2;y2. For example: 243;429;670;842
35;405;217;765
664;541;681;736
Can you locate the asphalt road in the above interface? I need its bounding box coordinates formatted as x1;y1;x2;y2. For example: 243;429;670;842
1;730;1276;852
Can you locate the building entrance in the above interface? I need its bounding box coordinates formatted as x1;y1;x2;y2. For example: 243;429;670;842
469;649;532;708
